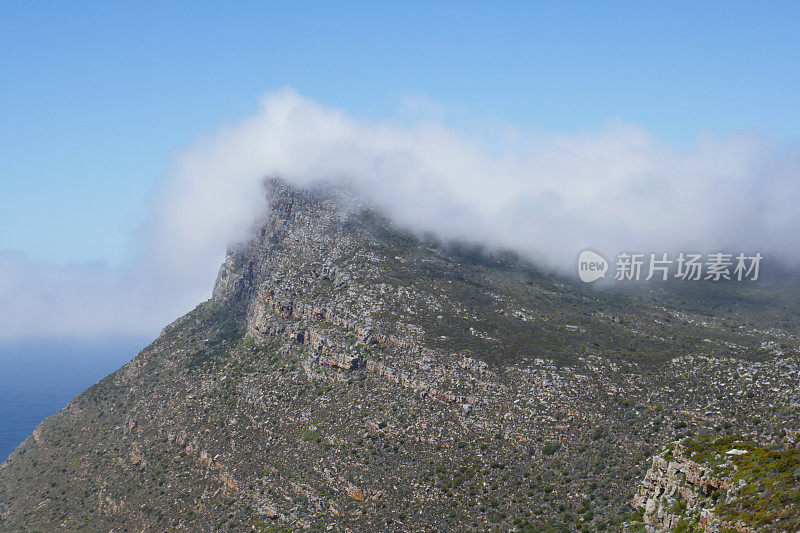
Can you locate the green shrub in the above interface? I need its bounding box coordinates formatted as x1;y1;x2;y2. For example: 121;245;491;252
542;442;561;455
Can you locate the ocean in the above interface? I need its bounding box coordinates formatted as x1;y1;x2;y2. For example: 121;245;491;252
0;338;147;463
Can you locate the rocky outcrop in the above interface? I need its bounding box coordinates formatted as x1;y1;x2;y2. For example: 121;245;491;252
365;359;477;405
632;447;731;532
212;244;254;303
628;435;800;532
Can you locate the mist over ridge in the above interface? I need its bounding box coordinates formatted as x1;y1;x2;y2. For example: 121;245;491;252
2;89;799;340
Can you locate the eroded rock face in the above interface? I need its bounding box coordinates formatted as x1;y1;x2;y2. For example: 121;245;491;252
2;179;800;532
632;445;732;532
629;434;800;532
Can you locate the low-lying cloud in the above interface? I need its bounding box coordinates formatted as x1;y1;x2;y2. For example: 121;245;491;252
2;88;799;340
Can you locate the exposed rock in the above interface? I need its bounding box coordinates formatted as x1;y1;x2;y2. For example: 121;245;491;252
629;436;800;532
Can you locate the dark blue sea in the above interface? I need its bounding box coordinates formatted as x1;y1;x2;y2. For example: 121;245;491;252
0;338;148;463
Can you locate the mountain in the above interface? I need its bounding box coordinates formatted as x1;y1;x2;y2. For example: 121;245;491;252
1;179;799;532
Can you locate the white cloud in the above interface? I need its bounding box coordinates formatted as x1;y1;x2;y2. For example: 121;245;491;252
154;89;800;269
2;88;799;340
0;251;164;339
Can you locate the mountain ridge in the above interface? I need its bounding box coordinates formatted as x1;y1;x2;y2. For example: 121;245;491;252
1;179;799;532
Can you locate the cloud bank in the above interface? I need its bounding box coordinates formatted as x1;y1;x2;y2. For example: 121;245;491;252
2;89;799;340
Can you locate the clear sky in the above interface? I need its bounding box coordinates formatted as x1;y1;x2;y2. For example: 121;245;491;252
1;1;799;265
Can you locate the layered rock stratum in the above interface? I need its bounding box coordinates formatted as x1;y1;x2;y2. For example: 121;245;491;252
1;179;799;532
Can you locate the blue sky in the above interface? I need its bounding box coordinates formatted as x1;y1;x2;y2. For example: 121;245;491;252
1;1;799;266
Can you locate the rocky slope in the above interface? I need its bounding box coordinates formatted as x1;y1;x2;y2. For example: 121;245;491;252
1;179;799;532
629;436;800;532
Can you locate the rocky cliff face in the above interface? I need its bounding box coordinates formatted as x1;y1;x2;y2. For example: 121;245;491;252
2;179;800;532
629;436;800;532
631;446;732;531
